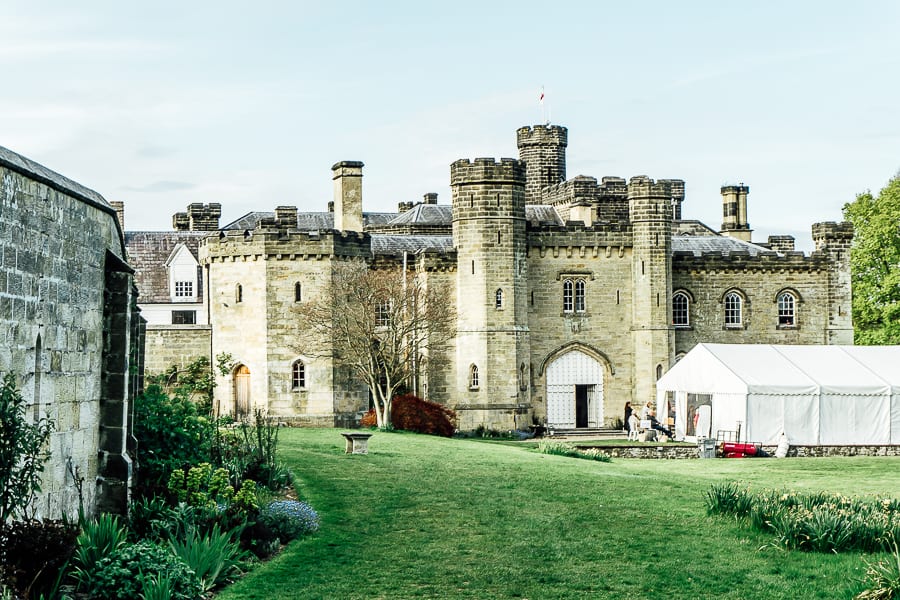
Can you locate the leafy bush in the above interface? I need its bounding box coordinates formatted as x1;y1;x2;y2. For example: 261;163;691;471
706;483;900;553
85;540;202;600
0;373;54;522
70;513;128;592
856;538;900;600
258;500;319;543
134;385;214;496
360;394;457;437
0;519;78;597
169;524;245;592
128;495;175;542
705;481;754;518
216;411;292;491
536;440;612;462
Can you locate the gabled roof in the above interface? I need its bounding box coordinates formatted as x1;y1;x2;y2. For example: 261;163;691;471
371;234;454;256
672;235;774;256
221;211;398;231
0;144;110;210
386;204;452;226
125;231;209;303
525;205;563;226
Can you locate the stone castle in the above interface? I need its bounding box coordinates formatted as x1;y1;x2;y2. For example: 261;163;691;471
127;123;853;431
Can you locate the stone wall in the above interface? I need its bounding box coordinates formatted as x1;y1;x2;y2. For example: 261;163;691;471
143;325;211;375
0;156;139;519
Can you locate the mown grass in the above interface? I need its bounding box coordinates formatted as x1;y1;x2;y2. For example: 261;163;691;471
217;429;900;600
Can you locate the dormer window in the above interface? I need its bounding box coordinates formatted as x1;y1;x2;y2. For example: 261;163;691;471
175;281;194;298
166;243;199;303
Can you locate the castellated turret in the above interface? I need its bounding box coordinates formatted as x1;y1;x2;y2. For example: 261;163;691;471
812;221;854;344
450;158;530;430
517;125;568;204
628;176;674;406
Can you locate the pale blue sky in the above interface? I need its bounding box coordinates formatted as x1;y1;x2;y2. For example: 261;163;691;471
2;1;898;250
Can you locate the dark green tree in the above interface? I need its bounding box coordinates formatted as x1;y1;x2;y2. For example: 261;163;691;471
843;173;900;344
0;373;54;522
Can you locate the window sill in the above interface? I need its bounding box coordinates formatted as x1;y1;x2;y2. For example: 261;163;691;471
776;324;799;331
673;325;692;330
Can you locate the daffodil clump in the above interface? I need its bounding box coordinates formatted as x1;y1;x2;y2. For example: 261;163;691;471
706;481;900;553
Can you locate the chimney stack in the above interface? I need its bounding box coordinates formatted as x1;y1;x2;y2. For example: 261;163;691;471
331;161;364;232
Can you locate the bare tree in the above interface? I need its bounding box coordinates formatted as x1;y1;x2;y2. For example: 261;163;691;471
296;259;455;428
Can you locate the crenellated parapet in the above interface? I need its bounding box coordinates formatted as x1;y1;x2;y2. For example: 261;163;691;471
450;157;525;186
628;176;675;223
516;124;568;204
672;250;831;274
812;221;854;250
200;228;371;263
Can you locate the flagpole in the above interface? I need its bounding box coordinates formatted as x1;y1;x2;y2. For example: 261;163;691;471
540;85;546;125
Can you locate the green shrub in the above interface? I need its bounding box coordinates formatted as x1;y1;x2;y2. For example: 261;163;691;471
0;373;55;522
139;571;176;600
0;519;78;597
134;385;215;496
704;481;754;518
856;538;900;600
169;523;245;592
258;500;320;544
70;513;128;592
86;540;202;600
127;495;175;542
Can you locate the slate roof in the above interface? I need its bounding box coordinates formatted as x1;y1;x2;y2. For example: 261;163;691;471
673;220;720;237
125;231;210;303
385;204;452;226
526;205;563;226
221;211;398;231
672;234;774;257
0;145;110;210
371;234;454;256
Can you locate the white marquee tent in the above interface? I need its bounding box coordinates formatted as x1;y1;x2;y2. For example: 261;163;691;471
655;344;900;445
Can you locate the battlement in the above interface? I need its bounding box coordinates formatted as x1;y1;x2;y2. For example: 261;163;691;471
599;177;628;198
450;158;525;186
672;249;831;272
173;203;222;231
627;176;676;200
516;124;568;148
811;221;854;241
543;175;599;205
201;227;371;262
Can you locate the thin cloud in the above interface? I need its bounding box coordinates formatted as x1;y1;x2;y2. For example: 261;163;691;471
122;181;195;193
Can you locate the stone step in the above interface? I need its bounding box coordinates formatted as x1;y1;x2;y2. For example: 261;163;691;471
547;427;626;439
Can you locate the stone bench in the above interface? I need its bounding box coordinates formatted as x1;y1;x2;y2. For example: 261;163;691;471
341;432;373;454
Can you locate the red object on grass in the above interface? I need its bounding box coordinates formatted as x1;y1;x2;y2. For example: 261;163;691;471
722;442;758;457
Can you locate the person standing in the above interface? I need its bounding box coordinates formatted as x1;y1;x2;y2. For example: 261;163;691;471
640;401;652;421
624;401;633;432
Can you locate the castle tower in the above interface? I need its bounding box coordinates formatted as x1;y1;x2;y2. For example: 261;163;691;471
332;161;364;232
628;176;675;407
720;184;752;241
451;158;530;429
812;221;854;344
516;125;568;204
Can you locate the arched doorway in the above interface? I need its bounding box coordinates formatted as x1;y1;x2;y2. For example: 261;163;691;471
546;349;604;428
233;364;251;418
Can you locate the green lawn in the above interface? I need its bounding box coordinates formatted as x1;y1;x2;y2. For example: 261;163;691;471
217;429;900;600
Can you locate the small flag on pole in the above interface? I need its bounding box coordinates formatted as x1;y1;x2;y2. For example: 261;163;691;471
540;85;547;125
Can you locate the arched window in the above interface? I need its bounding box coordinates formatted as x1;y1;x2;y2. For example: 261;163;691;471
778;291;796;326
469;364;479;390
495;288;504;310
235;283;243;303
562;278;586;313
656;364;663;381
724;292;743;327
574;279;586;312
672;291;690;326
294;282;302;303
291;360;306;390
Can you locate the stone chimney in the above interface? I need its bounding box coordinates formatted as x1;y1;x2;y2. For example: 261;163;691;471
767;235;795;254
187;203;222;231
423;192;438;205
569;202;593;226
332;161;364;232
398;201;414;212
275;205;298;229
109;200;125;231
720;184;752;242
173;211;190;231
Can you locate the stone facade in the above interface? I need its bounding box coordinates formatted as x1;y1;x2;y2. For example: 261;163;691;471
127;122;852;433
1;145;143;518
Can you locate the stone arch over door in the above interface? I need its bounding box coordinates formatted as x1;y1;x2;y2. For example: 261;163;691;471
545;349;606;429
233;364;251;418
